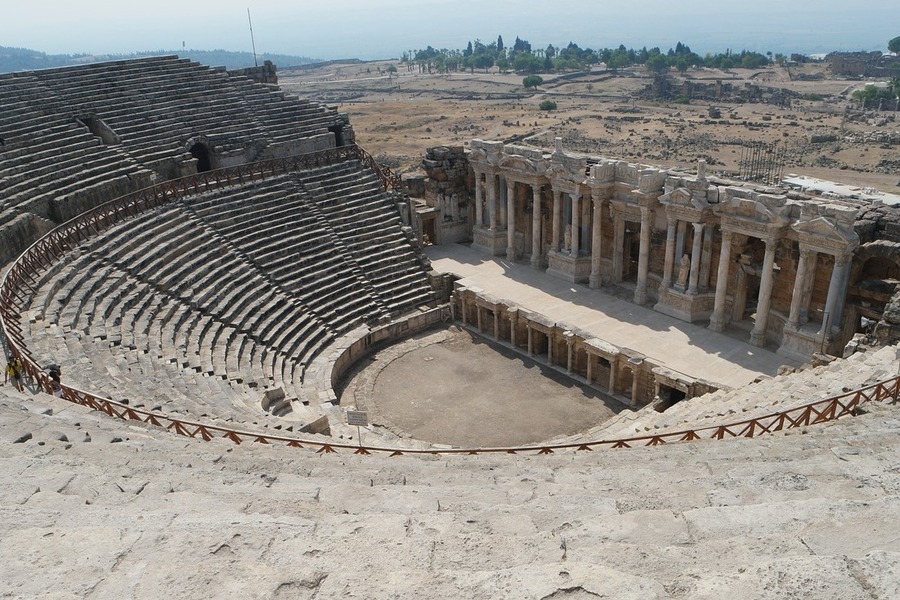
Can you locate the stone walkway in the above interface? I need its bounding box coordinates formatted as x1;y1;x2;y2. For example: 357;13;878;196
427;244;801;389
1;384;898;599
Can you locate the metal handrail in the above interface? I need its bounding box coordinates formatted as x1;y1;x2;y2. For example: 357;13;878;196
0;146;897;456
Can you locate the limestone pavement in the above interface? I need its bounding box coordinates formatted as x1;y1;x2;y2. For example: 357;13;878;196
1;380;898;599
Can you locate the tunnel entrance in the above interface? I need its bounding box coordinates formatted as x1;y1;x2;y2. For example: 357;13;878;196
328;124;345;147
189;143;212;172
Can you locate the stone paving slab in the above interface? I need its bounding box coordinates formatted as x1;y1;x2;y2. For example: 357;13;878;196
0;382;898;598
427;244;801;389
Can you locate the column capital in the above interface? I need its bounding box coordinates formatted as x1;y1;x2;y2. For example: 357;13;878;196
834;252;852;267
667;214;678;228
721;228;735;243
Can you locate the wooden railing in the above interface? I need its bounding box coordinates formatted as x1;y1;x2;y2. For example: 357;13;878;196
1;145;897;457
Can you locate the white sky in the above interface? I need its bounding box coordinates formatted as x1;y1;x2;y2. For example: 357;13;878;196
3;1;898;60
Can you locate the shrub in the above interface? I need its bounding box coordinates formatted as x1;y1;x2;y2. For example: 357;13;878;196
523;75;544;89
539;100;558;111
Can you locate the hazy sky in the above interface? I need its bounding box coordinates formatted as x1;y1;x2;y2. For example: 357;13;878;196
4;1;898;60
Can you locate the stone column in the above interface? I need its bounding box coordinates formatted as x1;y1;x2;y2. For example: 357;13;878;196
586;352;593;384
547;332;554;365
488;175;497;231
509;308;518;347
799;252;818;324
687;222;705;294
675;220;687;262
608;358;617;396
566;333;574;374
531;184;542;269
527;325;533;356
749;237;778;347
460;293;467;325
820;253;851;336
613;214;625;282
833;257;852;329
787;248;815;329
552;189;561;252
499;178;508;228
493;309;500;340
476;304;483;333
570;191;581;256
631;367;641;405
474;173;484;227
506;180;516;260
589;191;604;288
700;225;714;289
634;206;653;305
709;230;734;332
661;215;677;289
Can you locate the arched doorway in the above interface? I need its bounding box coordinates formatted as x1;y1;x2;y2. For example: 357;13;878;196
846;253;900;335
189;142;212;172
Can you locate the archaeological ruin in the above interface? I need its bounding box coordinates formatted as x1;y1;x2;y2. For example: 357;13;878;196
1;53;900;598
0;53;898;440
417;139;900;371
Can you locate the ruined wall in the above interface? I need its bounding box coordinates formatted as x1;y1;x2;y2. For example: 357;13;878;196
827;51;900;78
228;60;278;85
855;204;900;244
0;214;57;266
421;146;473;244
642;78;799;106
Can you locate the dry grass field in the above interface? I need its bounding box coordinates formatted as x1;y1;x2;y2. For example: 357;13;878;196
280;60;899;193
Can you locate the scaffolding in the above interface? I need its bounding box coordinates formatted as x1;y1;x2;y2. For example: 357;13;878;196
738;141;787;186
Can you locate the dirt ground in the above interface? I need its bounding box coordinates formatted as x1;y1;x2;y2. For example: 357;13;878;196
345;327;620;448
279;60;899;193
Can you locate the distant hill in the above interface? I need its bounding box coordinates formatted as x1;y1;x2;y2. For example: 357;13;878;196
0;46;319;73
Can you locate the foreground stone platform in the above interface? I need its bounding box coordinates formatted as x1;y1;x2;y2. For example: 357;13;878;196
427;243;799;390
1;384;898;599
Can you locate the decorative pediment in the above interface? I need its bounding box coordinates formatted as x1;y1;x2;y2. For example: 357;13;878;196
660;187;693;206
498;154;543;174
717;194;789;228
793;216;859;251
546;162;586;185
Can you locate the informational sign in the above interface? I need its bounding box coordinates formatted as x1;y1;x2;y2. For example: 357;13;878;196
347;410;368;427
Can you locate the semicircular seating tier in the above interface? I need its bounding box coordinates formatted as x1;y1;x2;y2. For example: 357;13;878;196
0;55;348;262
20;160;437;431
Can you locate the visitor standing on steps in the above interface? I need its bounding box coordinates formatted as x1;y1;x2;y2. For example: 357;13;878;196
4;356;24;392
46;363;62;397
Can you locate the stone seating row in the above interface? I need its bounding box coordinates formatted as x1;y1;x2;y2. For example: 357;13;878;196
0;55;342;219
29;204;333;382
30;55;334;143
181;169;401;330
301;170;434;314
24;251;323;421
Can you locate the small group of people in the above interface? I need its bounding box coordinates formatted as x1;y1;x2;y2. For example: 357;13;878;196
4;356;62;396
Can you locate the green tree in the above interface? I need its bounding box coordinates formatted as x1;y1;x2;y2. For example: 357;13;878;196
889;36;900;54
386;64;397;80
645;53;669;74
522;74;544;88
539;99;557;111
497;35;504;53
473;54;494;72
